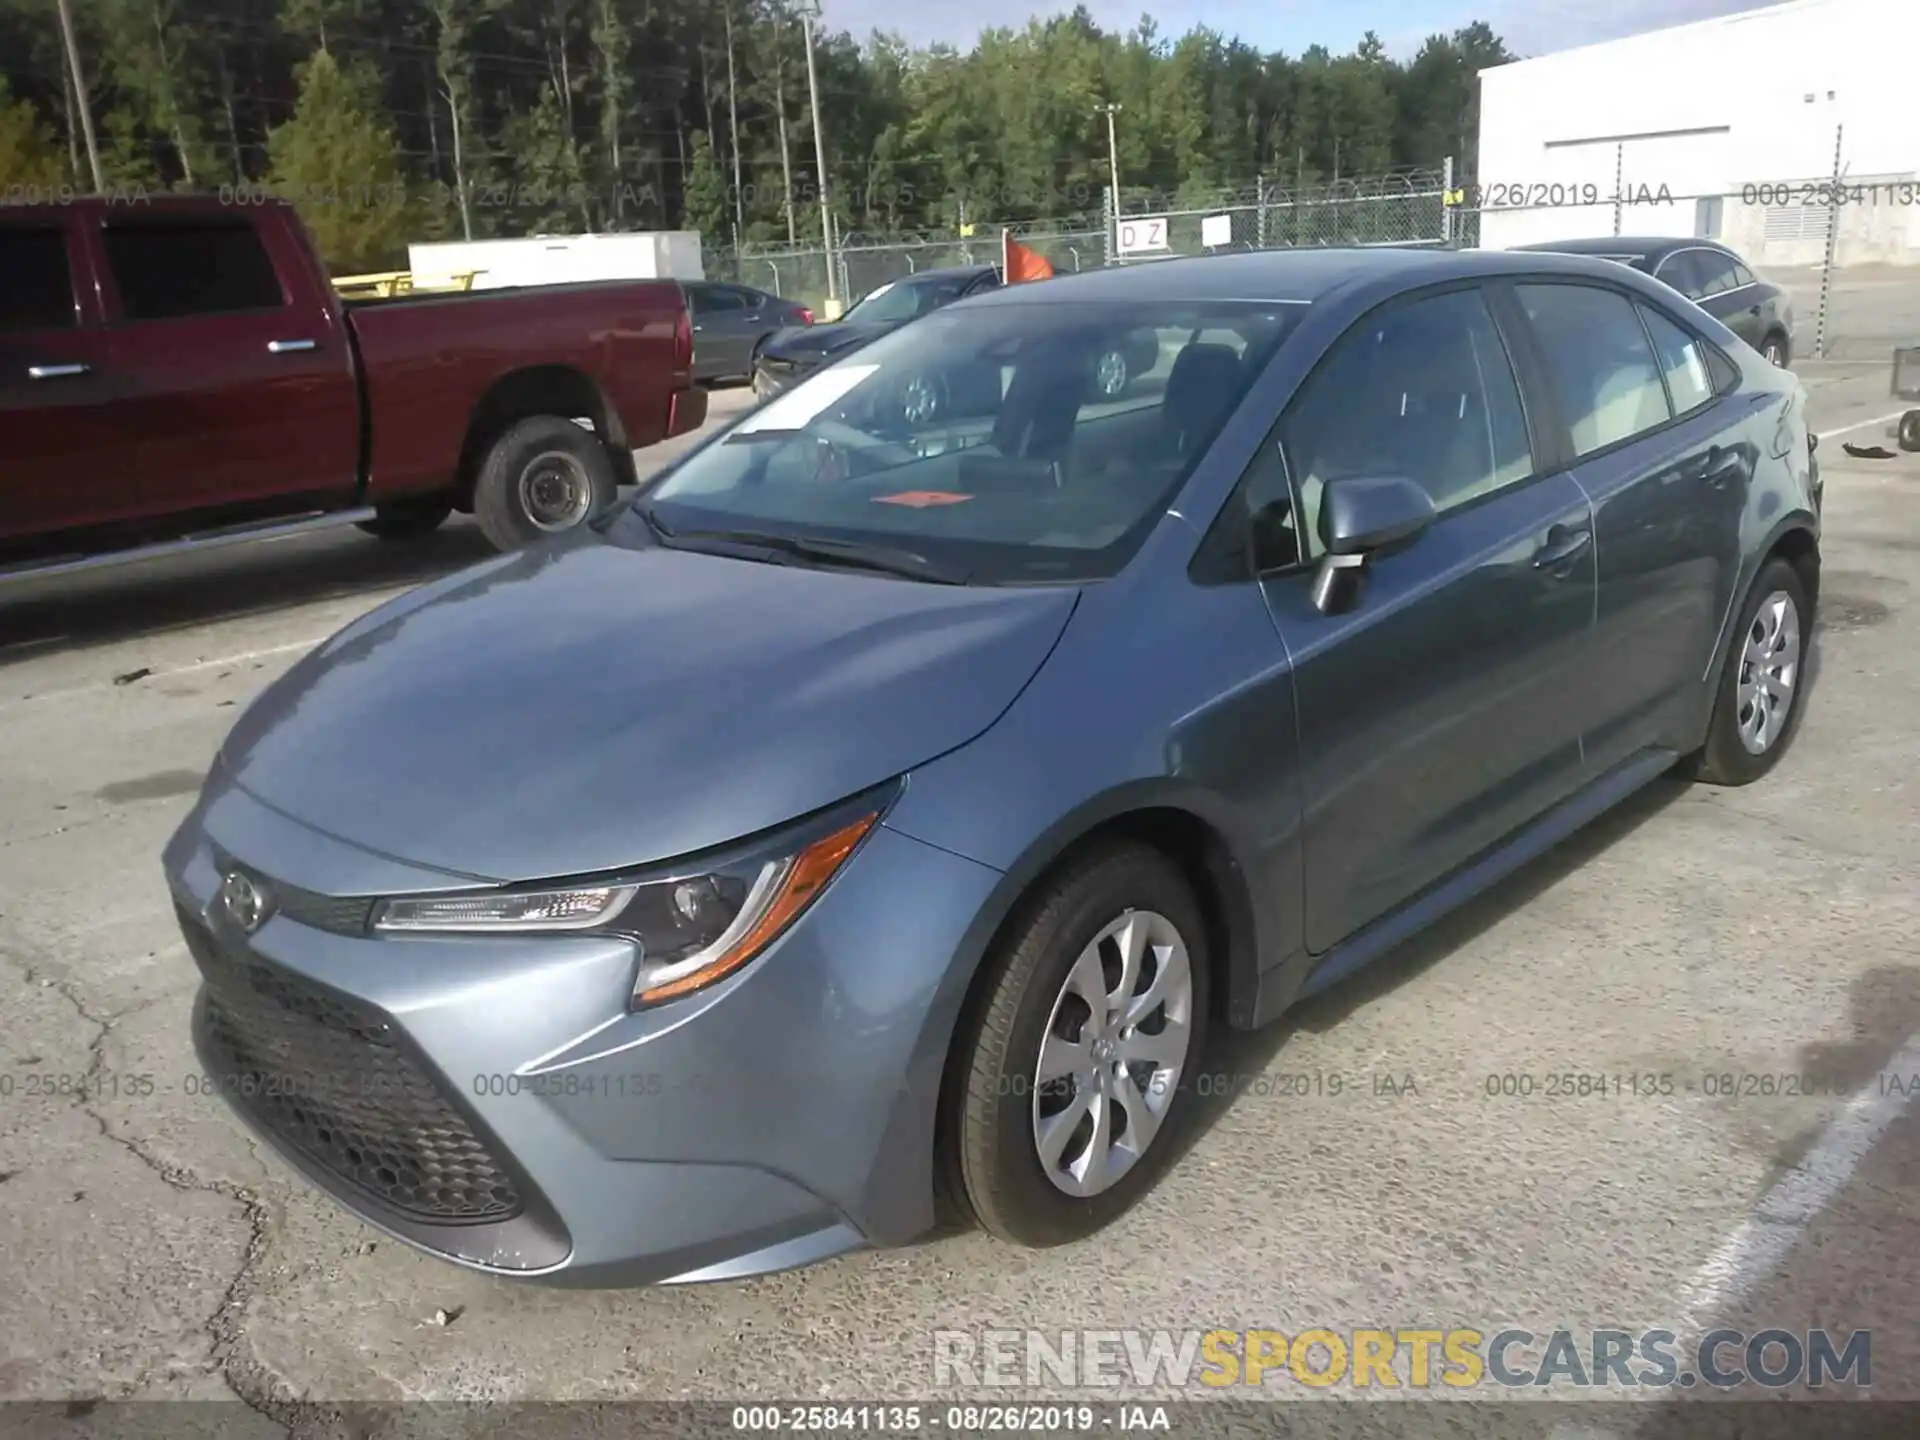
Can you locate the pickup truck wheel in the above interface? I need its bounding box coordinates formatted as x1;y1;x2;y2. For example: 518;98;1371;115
355;495;453;541
474;416;618;551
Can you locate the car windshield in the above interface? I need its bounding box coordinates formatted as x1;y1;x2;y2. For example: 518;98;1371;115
618;298;1307;584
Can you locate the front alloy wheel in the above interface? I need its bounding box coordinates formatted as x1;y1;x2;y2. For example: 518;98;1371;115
1033;910;1195;1198
948;841;1210;1247
1762;335;1788;367
1095;348;1130;398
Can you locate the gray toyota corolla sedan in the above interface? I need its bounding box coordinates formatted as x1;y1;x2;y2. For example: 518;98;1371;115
164;245;1822;1287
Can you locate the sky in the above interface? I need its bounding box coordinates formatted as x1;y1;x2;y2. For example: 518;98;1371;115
816;0;1783;60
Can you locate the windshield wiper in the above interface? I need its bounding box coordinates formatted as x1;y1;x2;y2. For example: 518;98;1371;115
666;526;971;584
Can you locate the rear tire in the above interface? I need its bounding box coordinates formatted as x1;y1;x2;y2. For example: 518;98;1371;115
1685;557;1811;786
472;415;618;552
1898;410;1920;454
1761;331;1790;368
950;842;1210;1248
355;495;452;541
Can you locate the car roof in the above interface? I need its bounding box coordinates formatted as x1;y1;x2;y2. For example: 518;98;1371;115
957;244;1660;308
894;264;998;285
1510;236;1736;261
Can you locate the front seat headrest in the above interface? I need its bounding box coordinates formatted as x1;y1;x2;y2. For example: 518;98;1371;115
1162;343;1244;447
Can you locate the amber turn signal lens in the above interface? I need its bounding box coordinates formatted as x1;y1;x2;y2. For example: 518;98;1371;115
635;812;878;1005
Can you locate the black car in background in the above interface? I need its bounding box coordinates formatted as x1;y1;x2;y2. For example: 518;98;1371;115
1510;237;1795;368
752;261;1166;414
683;280;814;384
752;264;1003;399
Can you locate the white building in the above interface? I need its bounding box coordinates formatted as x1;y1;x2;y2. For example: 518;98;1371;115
1475;0;1920;265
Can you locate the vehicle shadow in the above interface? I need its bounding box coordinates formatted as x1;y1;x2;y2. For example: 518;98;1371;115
1168;770;1696;1162
0;523;499;663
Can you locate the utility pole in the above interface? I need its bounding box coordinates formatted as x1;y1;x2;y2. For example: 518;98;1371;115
1097;103;1122;260
55;0;105;193
724;1;745;247
799;0;838;311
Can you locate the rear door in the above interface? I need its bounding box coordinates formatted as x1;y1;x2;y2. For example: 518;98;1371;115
1512;280;1750;771
1261;283;1598;953
0;218;128;540
96;210;360;517
687;282;756;376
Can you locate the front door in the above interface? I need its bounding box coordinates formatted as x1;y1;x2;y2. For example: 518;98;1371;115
1261;285;1598;954
0;221;129;542
1513;281;1753;769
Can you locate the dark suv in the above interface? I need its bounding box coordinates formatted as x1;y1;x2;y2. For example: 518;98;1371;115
1511;237;1794;368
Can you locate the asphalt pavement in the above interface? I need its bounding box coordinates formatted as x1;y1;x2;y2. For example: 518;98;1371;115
0;353;1916;1433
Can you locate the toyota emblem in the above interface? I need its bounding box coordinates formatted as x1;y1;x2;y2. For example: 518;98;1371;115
219;870;270;933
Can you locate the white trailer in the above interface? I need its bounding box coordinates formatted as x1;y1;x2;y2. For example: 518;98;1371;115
407;232;706;290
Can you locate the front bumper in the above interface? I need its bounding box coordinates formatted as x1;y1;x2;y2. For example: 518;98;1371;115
164;774;1002;1286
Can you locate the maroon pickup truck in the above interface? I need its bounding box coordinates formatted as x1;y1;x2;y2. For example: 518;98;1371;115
0;195;705;578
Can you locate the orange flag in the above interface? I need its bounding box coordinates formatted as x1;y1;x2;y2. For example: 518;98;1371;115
1002;230;1055;283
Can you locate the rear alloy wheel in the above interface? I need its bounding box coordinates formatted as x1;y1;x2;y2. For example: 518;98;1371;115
950;842;1209;1247
472;415;618;551
1686;557;1811;786
1762;332;1790;368
1095;348;1130;399
900;373;944;427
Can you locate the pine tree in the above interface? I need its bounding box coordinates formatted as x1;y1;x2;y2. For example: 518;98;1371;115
683;129;727;246
265;49;414;274
0;77;68;189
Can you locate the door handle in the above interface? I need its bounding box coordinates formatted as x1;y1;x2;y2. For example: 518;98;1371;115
1532;527;1592;572
692;324;706;332
27;362;91;380
267;338;317;354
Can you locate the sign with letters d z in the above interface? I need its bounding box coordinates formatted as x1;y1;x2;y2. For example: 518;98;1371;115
1117;216;1170;254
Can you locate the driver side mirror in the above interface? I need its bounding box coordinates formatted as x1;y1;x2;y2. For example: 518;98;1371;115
1310;474;1436;615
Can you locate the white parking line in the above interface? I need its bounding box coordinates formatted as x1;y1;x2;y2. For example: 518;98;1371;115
1817;408;1911;442
1673;1032;1920;1334
1544;1037;1917;1439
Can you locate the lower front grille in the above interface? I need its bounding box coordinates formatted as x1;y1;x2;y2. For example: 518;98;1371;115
180;906;523;1225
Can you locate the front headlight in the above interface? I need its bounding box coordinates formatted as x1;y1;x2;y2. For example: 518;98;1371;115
369;794;888;1008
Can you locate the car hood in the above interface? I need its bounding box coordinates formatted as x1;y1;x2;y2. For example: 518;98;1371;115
763;321;892;362
217;534;1078;883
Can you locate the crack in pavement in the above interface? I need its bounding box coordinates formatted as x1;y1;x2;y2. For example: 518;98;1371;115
2;949;293;1435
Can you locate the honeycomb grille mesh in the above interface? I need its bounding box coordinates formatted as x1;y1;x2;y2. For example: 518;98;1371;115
180;906;523;1224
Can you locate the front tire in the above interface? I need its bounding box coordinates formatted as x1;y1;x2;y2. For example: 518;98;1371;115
1687;557;1811;786
951;842;1210;1248
355;494;452;541
472;415;618;552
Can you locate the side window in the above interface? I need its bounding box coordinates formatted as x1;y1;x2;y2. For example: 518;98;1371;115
1517;283;1673;457
0;229;78;332
699;286;748;313
965;273;1000;296
1692;251;1741;298
1280;287;1533;556
725;286;764;310
103;220;284;320
1655;250;1706;300
1730;260;1757;289
1640;306;1717;416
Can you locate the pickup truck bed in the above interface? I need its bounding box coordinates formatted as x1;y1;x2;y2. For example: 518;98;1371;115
0;196;704;579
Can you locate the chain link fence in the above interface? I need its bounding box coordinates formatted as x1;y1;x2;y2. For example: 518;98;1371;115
708;166;1452;310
